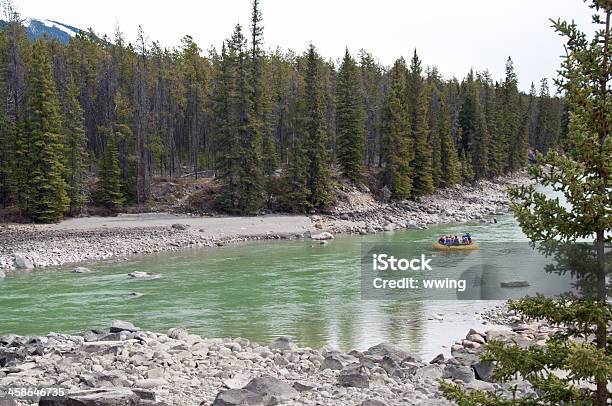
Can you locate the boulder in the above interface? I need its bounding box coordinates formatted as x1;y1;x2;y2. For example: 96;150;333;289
310;232;334;241
413;364;444;380
443;364;475;383
500;281;530;288
473;360;496;381
429;353;445;364
210;389;266;406
72;267;92;273
0;270;5;278
364;342;416;364
167;327;189;341
223;373;252;390
243;375;298;403
268;336;296;352
361;400;387;406
382;223;395;232
39;388;148;405
110;320;140;333
134;378;165;389
338;365;370;388
292;381;320;392
320;352;358;370
127;271;161;280
171;223;189;230
13;255;33;270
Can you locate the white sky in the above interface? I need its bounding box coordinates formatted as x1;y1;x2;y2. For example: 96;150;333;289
17;0;595;92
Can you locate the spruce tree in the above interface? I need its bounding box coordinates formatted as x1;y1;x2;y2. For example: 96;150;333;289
63;74;87;216
24;40;69;222
215;25;264;214
438;97;461;187
411;83;434;196
95;133;125;209
336;48;365;182
443;2;611;404
303;44;333;208
380;58;413;199
500;57;520;172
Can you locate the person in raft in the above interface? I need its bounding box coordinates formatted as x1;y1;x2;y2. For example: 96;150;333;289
437;233;472;245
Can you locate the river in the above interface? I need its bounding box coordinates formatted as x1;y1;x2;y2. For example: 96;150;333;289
0;206;573;360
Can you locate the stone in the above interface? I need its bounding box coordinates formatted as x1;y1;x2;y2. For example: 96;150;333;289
127;271;161;280
465;380;495;391
171;223;189;230
243;375;298;403
210;389;266;406
13;255;33;270
364;342;416;364
361;400;387;406
72;267;92;273
268;336;296;352
413;364;444;380
292;381;320;392
320;354;345;370
134;378;165;389
223;373;252;390
500;280;530;288
110;320;139;333
0;270;5;278
429;353;445;364
486;330;517;343
310;231;334;241
473;360;496;381
467;334;485;344
338;365;370;388
39;388;142;405
382;223;395;232
443;364;475;383
167;327;189;341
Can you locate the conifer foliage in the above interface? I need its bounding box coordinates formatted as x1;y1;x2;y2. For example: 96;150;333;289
336;48;365;182
0;0;565;221
23;40;69;222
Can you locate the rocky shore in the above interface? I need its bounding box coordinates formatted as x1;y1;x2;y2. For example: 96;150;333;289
0;309;554;406
0;172;531;272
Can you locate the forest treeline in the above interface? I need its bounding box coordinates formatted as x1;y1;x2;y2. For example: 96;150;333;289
0;1;565;222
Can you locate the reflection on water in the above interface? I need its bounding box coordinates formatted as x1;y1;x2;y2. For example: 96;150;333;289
1;211;586;359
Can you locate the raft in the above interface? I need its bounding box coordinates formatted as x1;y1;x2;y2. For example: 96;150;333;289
432;242;479;251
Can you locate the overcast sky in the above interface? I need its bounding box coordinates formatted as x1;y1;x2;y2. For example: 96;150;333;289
16;0;595;92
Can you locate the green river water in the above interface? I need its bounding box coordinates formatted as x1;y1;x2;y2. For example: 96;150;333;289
0;207;573;359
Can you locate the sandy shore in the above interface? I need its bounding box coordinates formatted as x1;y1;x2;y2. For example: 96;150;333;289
0;172;531;272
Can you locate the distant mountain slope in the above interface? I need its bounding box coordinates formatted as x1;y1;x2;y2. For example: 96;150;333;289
0;18;82;44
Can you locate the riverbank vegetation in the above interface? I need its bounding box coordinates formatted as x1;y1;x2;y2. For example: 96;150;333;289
0;0;565;222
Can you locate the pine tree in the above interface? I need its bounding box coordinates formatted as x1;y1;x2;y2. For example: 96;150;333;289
507;96;529;172
500;57;520;172
303;44;333;208
458;149;474;183
24;40;69;222
411;83;434;196
380;58;412;199
438;97;461;187
471;93;489;178
214;25;263;214
95;133;125;209
443;2;611;404
534;78;560;153
336;48;365;182
63;74;87;216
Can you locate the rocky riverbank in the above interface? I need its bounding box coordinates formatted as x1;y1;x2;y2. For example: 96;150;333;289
0;315;548;406
0;172;531;272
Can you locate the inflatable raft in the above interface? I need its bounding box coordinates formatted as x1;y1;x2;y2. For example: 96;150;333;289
432;242;479;251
